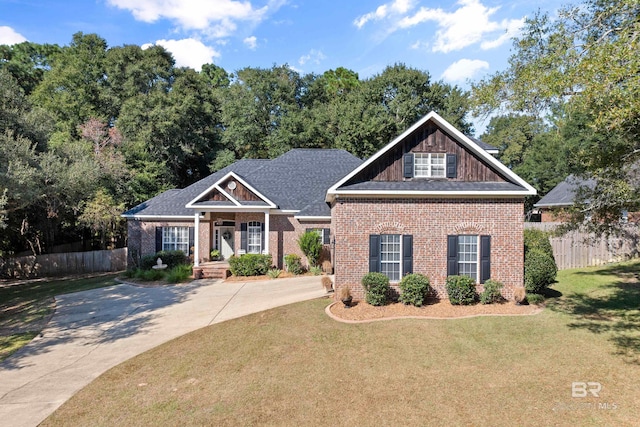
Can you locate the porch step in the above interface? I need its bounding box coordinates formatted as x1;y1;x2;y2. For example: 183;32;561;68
194;263;231;280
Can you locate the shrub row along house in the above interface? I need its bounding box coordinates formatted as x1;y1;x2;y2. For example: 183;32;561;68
123;112;536;298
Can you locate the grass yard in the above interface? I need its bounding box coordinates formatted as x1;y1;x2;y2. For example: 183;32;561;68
0;274;119;360
43;262;640;426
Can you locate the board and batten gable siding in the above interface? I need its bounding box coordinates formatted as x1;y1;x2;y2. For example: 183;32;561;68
206;177;262;202
346;121;505;184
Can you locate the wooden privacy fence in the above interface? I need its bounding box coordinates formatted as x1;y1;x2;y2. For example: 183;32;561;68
525;223;639;270
0;248;127;279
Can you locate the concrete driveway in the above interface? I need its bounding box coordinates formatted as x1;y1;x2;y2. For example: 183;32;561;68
0;276;328;427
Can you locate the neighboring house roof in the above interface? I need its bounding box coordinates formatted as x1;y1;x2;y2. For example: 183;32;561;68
122;149;362;219
327;111;537;201
467;136;499;155
534;175;596;208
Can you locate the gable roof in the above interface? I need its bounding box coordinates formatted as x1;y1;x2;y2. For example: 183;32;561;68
534;175;596;208
122;149;362;219
326;111;536;201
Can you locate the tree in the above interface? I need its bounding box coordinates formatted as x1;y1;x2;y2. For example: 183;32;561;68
78;189;125;249
0;41;61;95
472;0;640;235
298;231;322;267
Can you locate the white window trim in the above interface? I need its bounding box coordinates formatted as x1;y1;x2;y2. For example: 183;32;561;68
414;153;446;178
162;226;189;255
457;235;479;282
380;234;402;282
247;221;262;254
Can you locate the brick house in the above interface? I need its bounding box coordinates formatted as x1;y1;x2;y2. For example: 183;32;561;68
123;111;536;298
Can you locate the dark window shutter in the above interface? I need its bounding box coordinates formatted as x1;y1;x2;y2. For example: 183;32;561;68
447;235;458;276
402;235;413;275
446;154;457;178
369;234;380;272
240;223;247;252
188;227;194;255
323;228;331;245
155;227;162;253
480;235;491;284
403;153;414;178
261;222;265;252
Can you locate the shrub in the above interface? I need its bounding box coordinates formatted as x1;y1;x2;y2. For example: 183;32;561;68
309;266;323;276
524;249;557;293
524;228;554;259
140;250;188;270
298;231;322;267
121;269;136;279
166;265;192;283
284;254;304;275
321;276;333;292
445;275;478;305
228;254;273;276
398;273;431;307
526;293;545;305
267;268;282;279
361;272;391;306
480;279;504;304
136;268;166;281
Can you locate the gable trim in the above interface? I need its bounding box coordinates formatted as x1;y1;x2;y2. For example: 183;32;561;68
186;171;277;209
326;111;537;201
213;184;242;207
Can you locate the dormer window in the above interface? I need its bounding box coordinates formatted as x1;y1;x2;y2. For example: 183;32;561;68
414;153;445;178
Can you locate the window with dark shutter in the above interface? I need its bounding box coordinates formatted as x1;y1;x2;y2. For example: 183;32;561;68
240;223;248;252
188;227;194;255
155;227;162;253
480;235;491;284
402;235;413;275
369;234;380;272
261;222;265;253
403;153;414;178
447;235;458;276
446;154;457;178
323;228;331;245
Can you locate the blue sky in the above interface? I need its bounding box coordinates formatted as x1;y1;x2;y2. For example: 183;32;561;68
0;0;563;86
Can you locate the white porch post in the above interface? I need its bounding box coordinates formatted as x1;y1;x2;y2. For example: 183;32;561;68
264;210;270;255
194;212;200;267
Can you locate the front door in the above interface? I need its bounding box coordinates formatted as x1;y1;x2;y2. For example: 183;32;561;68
220;226;235;259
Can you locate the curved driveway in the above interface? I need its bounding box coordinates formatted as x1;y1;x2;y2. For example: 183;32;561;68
0;276;328;427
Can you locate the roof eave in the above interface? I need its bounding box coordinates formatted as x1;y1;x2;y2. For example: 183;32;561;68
329;189;535;198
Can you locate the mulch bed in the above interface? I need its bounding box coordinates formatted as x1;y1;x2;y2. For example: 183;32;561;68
328;298;543;322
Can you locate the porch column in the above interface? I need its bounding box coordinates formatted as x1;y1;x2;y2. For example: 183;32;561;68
264;210;270;255
194;212;200;267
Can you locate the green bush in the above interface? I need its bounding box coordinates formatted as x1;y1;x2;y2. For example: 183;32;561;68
121;269;136;279
267;268;282;279
165;265;192;284
309;266;323;276
445;275;478;305
140;250;188;270
480;279;504;304
398;273;431;307
284;254;304;275
526;293;545;305
228;254;273;276
524;249;557;293
361;272;391;306
135;268;166;281
524;229;554;259
298;231;322;267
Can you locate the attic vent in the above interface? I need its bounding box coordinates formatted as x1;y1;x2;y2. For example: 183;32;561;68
227;181;237;192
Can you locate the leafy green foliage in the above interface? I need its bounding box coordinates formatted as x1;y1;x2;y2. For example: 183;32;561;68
361;272;390;306
398;273;431;307
140;250;188;270
298;231;322;267
480;279;504;305
267;268;282;279
228;254;272;276
165;265;193;284
445;275;478;305
309;266;322;276
284;254;304;275
525;249;557;294
524;229;554;259
526;293;545;305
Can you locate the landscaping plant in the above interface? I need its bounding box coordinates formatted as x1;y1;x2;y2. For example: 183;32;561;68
297;231;322;267
480;279;504;304
398;273;431;306
524;249;557;293
361;272;391;306
445;275;478;305
228;254;273;276
284;254;304;275
165;265;193;284
267;268;282;279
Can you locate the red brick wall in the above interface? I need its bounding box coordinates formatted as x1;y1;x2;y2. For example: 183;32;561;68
333;197;525;300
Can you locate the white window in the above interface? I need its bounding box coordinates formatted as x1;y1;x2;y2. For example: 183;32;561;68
162;226;189;254
380;234;401;282
457;235;478;281
414;153;445;178
248;221;262;254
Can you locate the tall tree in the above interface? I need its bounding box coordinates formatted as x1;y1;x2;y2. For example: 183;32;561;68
0;41;61;95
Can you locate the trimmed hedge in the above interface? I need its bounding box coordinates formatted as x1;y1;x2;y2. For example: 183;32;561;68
229;254;273;276
480;279;504;304
140;250;188;270
399;273;431;307
524;228;554;258
284;254;304;275
524;249;557;293
361;272;390;306
445;275;478;305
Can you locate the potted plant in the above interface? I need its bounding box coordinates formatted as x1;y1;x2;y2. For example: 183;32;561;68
339;285;352;308
210;249;221;261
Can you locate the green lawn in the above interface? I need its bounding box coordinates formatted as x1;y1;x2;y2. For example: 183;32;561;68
0;274;119;360
43;262;640;426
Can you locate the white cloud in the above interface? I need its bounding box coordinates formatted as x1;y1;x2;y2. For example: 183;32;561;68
243;36;257;49
143;38;220;71
0;26;27;45
441;58;489;82
298;49;326;66
107;0;284;38
396;0;524;53
354;0;416;29
410;40;429;50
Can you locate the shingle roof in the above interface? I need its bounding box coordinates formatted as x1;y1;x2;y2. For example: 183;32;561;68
467;136;498;153
123;149;362;217
534;175;596;208
339;181;527;192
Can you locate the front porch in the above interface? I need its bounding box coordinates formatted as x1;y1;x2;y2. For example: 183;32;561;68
193;261;231;280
